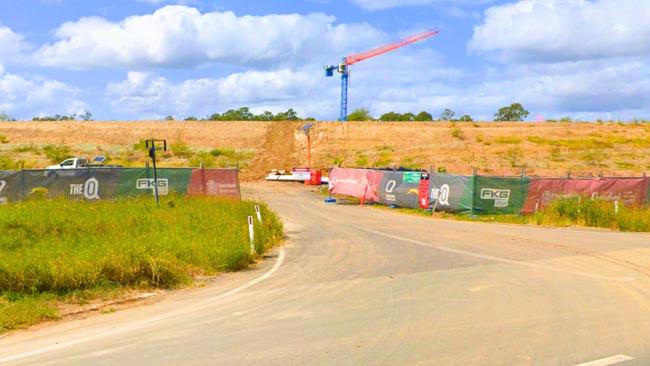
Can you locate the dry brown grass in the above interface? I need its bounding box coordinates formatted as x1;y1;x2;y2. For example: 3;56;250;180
1;121;649;178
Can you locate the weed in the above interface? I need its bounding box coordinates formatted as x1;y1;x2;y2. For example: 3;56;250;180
494;136;522;144
374;147;393;167
355;152;369;167
189;152;216;168
451;127;464;140
0;196;283;331
12;144;39;153
503;147;525;168
0;135;7;144
549;147;564;162
42;144;72;163
170;142;192;157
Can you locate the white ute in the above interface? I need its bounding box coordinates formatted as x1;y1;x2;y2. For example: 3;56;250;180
46;157;90;170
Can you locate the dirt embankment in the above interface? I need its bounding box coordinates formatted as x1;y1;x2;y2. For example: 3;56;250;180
1;121;649;177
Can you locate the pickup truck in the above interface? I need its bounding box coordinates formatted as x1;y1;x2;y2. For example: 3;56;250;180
45;157;122;171
46;157;91;170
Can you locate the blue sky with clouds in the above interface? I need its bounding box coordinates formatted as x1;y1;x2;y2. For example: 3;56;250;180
0;0;649;120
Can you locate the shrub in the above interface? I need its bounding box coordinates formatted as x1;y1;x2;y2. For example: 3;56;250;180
451;127;463;140
189;152;216;168
170;142;192;157
494;136;522;144
42;144;72;163
0;135;8;144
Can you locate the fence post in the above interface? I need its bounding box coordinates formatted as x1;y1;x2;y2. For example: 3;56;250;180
247;216;256;256
255;205;262;223
614;200;619;215
471;167;478;215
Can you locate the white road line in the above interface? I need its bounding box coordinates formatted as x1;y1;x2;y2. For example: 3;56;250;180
0;249;286;364
574;354;635;366
360;227;636;283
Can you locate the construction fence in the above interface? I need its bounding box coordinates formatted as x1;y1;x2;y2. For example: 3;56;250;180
328;168;650;215
0;167;241;203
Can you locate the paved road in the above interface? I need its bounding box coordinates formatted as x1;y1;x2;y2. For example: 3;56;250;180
1;183;649;365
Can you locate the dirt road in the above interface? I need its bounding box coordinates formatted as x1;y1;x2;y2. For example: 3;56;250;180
1;183;649;365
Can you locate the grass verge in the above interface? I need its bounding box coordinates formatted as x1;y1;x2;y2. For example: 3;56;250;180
370;198;650;232
0;195;284;332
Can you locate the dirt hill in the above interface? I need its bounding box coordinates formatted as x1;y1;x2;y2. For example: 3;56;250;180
1;121;649;178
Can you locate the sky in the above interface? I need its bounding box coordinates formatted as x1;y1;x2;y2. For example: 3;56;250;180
0;0;649;121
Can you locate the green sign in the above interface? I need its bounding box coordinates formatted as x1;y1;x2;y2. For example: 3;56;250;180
403;172;421;184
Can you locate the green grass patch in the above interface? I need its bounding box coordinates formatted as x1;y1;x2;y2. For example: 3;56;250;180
42;144;72;163
371;197;650;232
494;136;522;144
0;196;284;332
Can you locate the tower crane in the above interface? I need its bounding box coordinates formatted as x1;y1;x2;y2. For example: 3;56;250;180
325;30;439;121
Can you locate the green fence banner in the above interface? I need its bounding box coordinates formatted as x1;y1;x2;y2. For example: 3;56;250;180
473;176;530;214
116;168;192;197
428;173;474;213
0;168;239;202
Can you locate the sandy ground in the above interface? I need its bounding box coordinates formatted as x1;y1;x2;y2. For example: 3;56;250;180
1;121;649;178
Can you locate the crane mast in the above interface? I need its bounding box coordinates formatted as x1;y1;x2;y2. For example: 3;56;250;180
325;30;438;121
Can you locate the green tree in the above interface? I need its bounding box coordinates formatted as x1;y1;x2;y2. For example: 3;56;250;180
379;112;402;121
164;115;175;121
415;111;433;121
256;111;275;121
0;112;14;121
494;103;529;122
439;108;455;121
80;110;93;121
401;112;416;122
458;114;473;122
207;113;221;121
274;108;299;121
347;108;373;121
184;116;198;121
220;107;253;121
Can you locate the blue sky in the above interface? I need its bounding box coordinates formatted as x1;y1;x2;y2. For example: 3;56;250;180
0;0;649;121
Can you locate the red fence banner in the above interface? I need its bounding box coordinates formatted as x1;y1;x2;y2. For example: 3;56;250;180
329;168;383;202
522;178;650;214
187;168;241;199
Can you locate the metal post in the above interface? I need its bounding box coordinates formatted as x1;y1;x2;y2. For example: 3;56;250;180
307;133;312;168
150;142;160;207
20;161;25;201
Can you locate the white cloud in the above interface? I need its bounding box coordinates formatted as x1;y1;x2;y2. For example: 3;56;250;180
362;58;650;121
470;0;650;62
36;5;384;69
106;69;324;118
0;26;29;62
351;0;492;11
0;65;87;118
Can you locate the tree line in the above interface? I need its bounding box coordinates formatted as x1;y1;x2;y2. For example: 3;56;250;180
348;103;530;122
180;107;315;122
3;103;531;122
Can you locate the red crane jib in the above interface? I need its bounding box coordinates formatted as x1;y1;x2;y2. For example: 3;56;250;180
344;30;439;66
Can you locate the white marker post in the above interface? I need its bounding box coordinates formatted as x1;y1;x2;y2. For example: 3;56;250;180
614;200;619;215
248;216;256;256
255;205;262;223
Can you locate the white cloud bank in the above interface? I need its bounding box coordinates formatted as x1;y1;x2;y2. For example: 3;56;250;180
470;0;650;62
351;0;492;11
106;69;325;118
36;5;384;69
0;26;29;63
0;65;87;118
